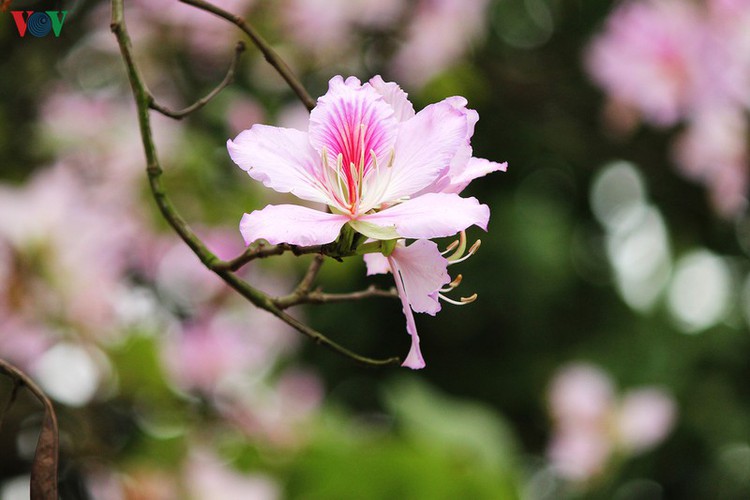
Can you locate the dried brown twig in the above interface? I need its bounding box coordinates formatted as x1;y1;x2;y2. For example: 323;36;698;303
0;359;58;500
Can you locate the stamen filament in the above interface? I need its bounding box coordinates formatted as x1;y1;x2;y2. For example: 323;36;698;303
446;231;467;261
438;292;478;306
441;240;460;255
449;239;481;265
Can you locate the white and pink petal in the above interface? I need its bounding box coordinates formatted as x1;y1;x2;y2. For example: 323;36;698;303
363;251;391;275
368;75;416;122
227;125;329;204
359;193;490;240
308;75;398;176
389;255;426;370
239;204;349;246
441;157;509;195
390;240;449;315
377;98;469;203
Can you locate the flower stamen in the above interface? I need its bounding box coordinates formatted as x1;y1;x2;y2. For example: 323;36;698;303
446;231;467;261
440;274;463;292
438;292;478;306
441;239;460;256
449;239;481;265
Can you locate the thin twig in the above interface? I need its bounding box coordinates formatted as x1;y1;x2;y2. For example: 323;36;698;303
214;242;327;272
274;285;398;309
178;0;316;111
149;41;246;119
219;272;400;366
110;0;400;367
296;255;325;294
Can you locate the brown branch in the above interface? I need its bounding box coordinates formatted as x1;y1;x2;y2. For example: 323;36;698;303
274;284;398;309
110;0;400;368
0;359;59;500
149;41;246;119
296;254;325;294
178;0;316;111
213;242;326;272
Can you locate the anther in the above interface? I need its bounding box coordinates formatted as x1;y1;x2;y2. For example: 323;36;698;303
460;293;478;304
440;274;463;292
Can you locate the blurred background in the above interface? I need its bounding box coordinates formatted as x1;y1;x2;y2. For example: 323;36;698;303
2;0;750;498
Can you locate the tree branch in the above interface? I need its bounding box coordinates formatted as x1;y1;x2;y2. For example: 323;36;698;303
178;0;316;111
110;0;400;367
274;284;399;309
149;41;246;119
213;242;327;272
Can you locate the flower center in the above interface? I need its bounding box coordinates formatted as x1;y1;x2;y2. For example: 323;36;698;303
321;124;376;215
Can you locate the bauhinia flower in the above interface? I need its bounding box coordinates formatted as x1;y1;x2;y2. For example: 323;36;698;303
228;75;506;368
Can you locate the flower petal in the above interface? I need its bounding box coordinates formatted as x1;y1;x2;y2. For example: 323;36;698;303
308;76;398;176
359;193;489;239
368;75;415;122
239;204;348;246
388;255;426;370
402;333;425;370
379;97;470;202
440;157;509;195
363;252;390;275
228;125;329;204
391;240;450;315
410;97;503;196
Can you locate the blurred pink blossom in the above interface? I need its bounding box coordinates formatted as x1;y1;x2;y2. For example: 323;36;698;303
281;0;403;57
219;368;324;446
86;449;280;500
391;0;491;88
586;0;702;126
547;426;612;483
546;362;676;484
88;0;256;61
617;388;677;453
227;97;267;137
39;85;179;207
0;166;137;338
185;449;280;500
586;0;750;216
0;318;53;372
672;108;748;216
161;308;296;395
548;364;614;426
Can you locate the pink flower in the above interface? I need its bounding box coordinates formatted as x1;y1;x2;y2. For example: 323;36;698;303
585;0;702;126
672;107;748;215
546;362;677;484
616;389;676;453
185;449;280;500
229;75;503;368
228;75;491;246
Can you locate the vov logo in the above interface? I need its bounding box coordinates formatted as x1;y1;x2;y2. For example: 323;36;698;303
10;8;68;38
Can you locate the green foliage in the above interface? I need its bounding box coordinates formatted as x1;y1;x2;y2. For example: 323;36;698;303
284;379;522;500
